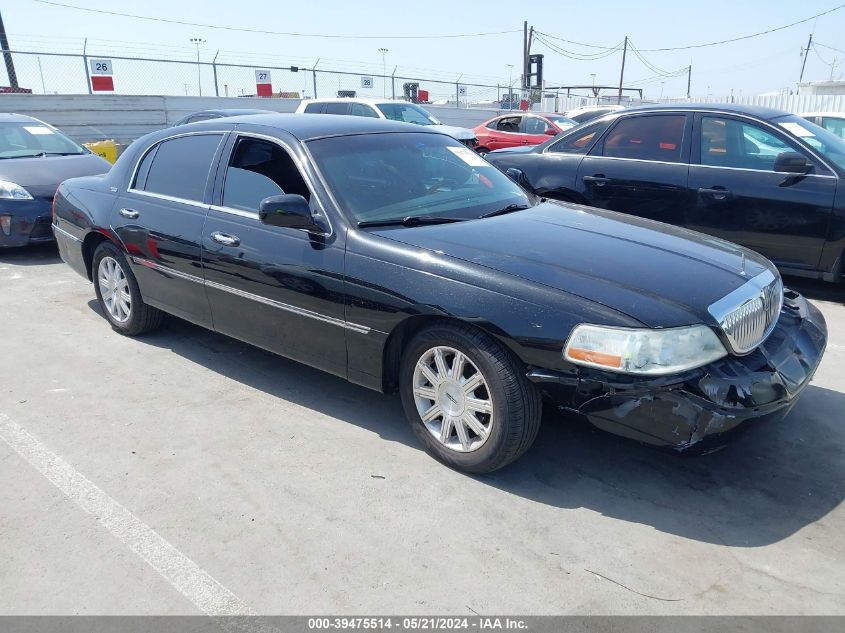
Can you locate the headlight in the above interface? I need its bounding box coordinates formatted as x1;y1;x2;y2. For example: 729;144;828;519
0;180;33;200
563;324;727;376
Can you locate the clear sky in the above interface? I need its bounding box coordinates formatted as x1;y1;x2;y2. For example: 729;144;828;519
3;0;845;99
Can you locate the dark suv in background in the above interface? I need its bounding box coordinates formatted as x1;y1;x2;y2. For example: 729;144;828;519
487;104;845;282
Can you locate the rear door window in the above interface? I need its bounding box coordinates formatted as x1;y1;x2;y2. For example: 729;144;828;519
350;103;379;118
600;114;686;163
822;116;845;139
136;134;223;202
324;102;350;115
496;116;521;132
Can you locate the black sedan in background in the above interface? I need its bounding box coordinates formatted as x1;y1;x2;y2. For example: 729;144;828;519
0;113;111;248
52;114;826;473
171;108;274;126
487;104;845;282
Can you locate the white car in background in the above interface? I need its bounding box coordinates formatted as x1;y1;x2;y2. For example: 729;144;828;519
295;98;478;147
799;112;845;139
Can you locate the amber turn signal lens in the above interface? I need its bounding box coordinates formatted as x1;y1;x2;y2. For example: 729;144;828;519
566;347;622;369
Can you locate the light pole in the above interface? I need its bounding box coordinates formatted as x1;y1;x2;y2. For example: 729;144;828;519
507;64;514;109
190;37;205;96
659;81;665;100
378;48;388;98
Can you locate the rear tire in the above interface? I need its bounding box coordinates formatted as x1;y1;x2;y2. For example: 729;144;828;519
399;323;541;473
92;241;164;336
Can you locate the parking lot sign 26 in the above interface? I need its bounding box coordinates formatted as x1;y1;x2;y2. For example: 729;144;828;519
89;58;114;92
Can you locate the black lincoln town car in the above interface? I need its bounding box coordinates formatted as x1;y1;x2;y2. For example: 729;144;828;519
487;104;845;283
52;114;827;473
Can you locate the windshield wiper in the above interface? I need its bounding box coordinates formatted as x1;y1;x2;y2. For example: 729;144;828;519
357;215;466;228
480;204;531;219
5;151;85;159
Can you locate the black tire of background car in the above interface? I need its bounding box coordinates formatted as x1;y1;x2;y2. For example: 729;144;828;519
92;241;165;336
399;322;542;473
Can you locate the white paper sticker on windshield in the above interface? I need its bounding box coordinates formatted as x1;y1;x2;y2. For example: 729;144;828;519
779;121;813;137
447;145;489;167
24;125;55;135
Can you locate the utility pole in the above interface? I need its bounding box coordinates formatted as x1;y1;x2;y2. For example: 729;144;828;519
522;21;528;90
799;33;813;84
687;65;692;99
617;36;628;104
0;10;19;90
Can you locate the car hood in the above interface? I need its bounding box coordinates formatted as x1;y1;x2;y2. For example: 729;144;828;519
0;153;111;198
428;124;476;140
371;202;774;328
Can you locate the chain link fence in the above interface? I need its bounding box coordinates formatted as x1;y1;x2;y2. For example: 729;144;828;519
0;49;530;109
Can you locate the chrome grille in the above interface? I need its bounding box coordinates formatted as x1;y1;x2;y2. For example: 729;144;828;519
707;269;783;355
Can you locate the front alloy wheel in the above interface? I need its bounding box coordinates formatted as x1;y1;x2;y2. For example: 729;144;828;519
412;346;493;452
400;323;542;473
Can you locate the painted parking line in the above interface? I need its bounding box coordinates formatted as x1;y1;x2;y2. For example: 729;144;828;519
0;413;255;619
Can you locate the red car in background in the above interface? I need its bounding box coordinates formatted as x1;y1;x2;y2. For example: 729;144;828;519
473;113;578;154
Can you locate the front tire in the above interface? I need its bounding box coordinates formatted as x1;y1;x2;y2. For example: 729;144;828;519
92;241;164;336
399;323;541;473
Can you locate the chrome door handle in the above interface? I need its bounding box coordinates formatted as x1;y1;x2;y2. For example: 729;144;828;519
210;231;240;247
118;208;139;219
583;175;609;186
698;187;731;201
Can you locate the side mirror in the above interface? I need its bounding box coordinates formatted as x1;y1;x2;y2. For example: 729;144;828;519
505;167;527;187
259;194;318;230
773;152;811;174
544;128;558;136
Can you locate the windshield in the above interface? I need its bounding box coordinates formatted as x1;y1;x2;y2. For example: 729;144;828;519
0;121;86;158
376;103;440;125
774;114;845;172
307;132;530;224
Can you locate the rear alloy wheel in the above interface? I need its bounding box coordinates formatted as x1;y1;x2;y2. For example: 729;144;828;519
92;241;164;336
400;323;541;473
97;256;131;323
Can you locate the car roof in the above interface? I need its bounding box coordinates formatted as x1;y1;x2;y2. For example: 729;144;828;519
621;102;790;120
300;98;419;106
799;111;845;117
193;108;275;116
192;112;443;140
0;112;41;123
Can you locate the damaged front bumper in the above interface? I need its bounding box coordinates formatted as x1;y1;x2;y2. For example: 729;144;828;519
528;289;828;450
